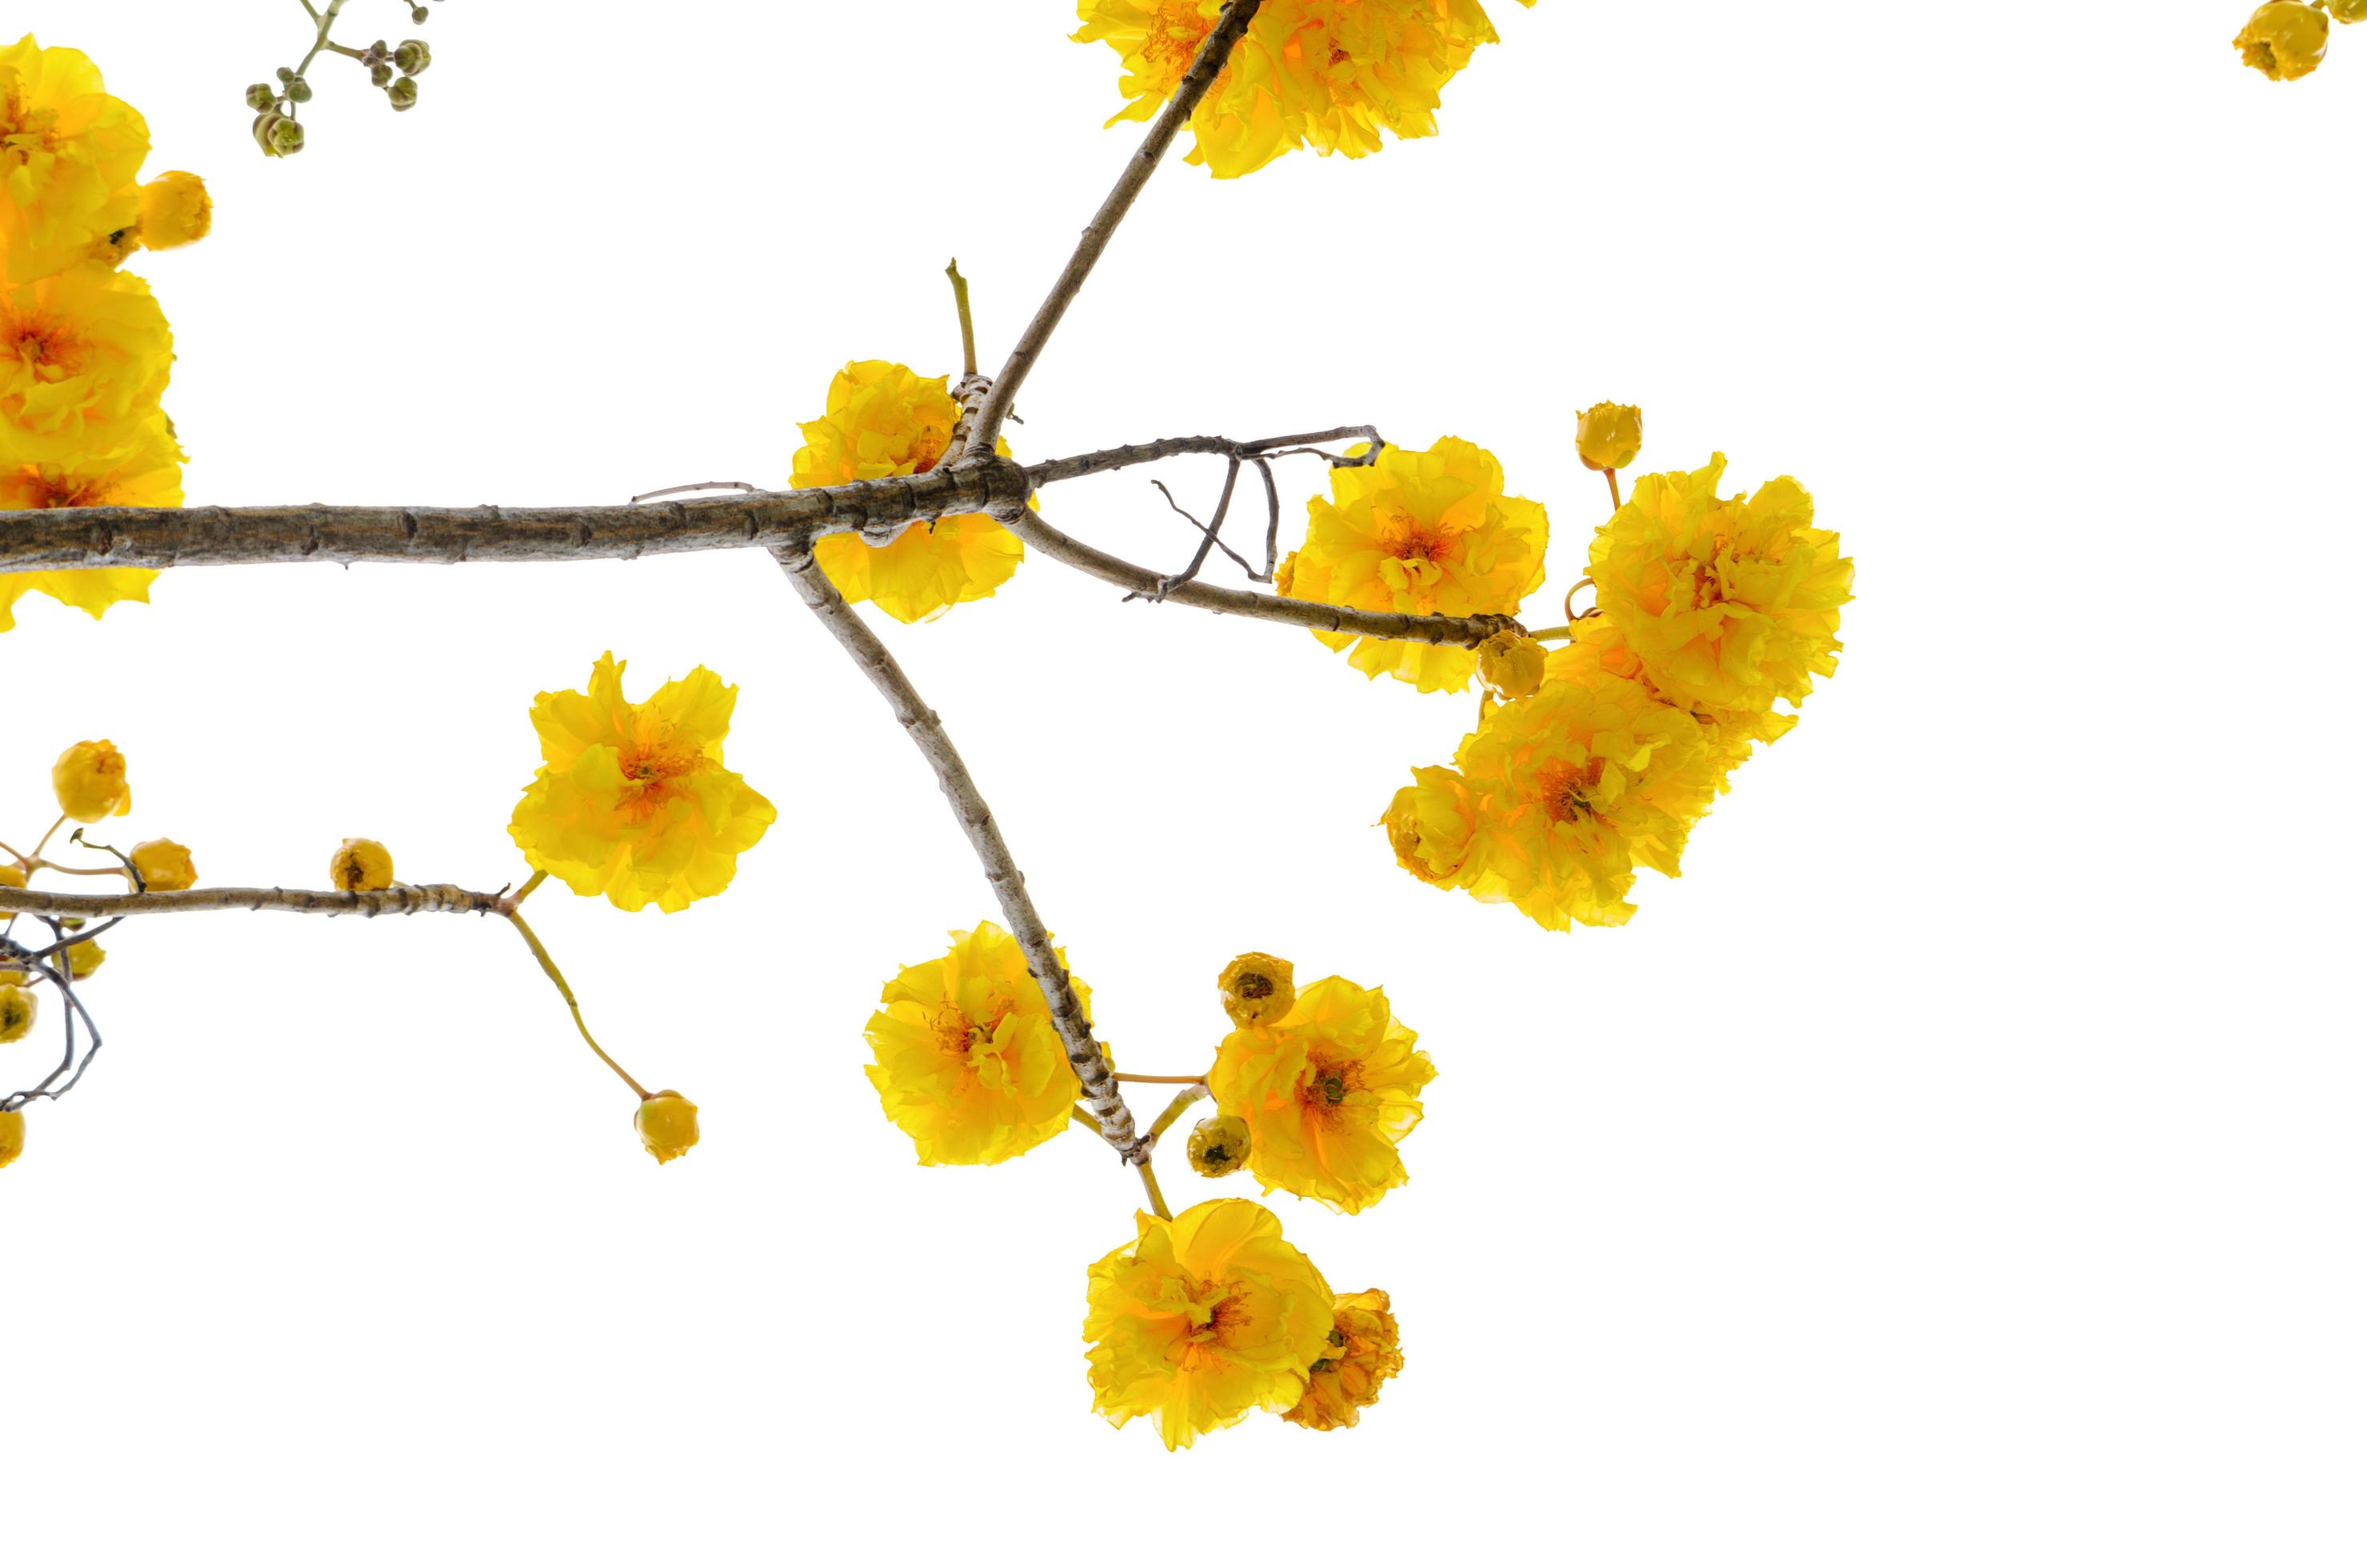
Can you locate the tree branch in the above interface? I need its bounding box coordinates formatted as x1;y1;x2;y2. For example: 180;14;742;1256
0;883;511;919
961;0;1265;457
996;502;1525;646
770;544;1148;1162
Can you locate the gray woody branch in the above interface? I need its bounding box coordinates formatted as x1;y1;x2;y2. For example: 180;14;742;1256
0;883;511;919
772;542;1148;1162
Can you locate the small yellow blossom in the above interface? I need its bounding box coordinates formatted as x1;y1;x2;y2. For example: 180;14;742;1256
1209;974;1433;1214
1217;951;1294;1027
1381;763;1484;890
0;987;34;1043
1586;454;1852;719
65;934;102;979
1281;1287;1404;1431
0;36;150;282
129;837;195;891
2233;2;2331;78
329;838;394;893
1476;628;1545;700
863;922;1097;1166
50;737;130;822
1576;402;1643;472
0;264;173;444
0;1107;23;1169
1083;1198;1335;1450
1281;438;1547;693
790;360;1024;624
508;653;778;913
634;1090;701;1164
134;170;209;250
1186;1113;1251;1178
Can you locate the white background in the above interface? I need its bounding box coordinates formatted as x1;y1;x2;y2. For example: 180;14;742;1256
5;2;2363;1562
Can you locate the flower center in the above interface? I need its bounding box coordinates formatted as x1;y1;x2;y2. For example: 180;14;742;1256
12;464;108;508
1301;1058;1357;1113
4;310;80;376
1233;971;1273;1000
1537;758;1605;826
1376;506;1454;564
1142;6;1217;89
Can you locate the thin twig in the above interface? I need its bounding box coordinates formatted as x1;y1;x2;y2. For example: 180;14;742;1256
629;481;761;505
946;258;979;379
773;546;1148;1162
1145;463;1253;594
962;0;1265;457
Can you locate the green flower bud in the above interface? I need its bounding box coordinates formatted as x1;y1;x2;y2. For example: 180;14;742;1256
410;5;430;21
275;65;294;82
394;40;431;74
284;74;312;103
370;62;394;86
253;112;306;158
387;76;418;110
244;82;277;110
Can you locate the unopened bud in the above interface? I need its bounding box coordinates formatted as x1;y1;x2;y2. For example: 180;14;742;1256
1477;630;1547;701
254;112;306;157
0;1109;24;1171
0;989;35;1046
1186;1114;1251;1178
275;65;294;82
370;62;394;86
1217;951;1295;1028
2233;2;2331;79
245;82;277;110
394;40;431;75
329;838;395;894
411;6;430;22
387;76;419;110
635;1091;701;1165
1576;402;1644;473
284;74;313;103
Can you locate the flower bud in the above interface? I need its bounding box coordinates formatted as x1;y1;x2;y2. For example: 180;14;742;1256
0;989;35;1045
370;62;394;86
1576;402;1643;472
254;112;306;157
137;172;212;251
1477;630;1546;701
1217;952;1295;1027
284;74;313;103
0;863;23;889
130;838;198;893
0;1109;24;1171
387;76;419;110
329;838;395;894
66;938;105;981
411;6;430;22
275;66;294;82
245;82;277;110
1185;1114;1250;1178
635;1091;701;1164
2233;2;2331;78
52;740;132;824
395;40;432;74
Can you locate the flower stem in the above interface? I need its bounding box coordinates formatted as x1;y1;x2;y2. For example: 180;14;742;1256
504;868;548;912
1136;1159;1173;1222
1604;469;1622;511
1143;1084;1210;1144
30;814;66;858
505;908;650;1099
946;258;978;379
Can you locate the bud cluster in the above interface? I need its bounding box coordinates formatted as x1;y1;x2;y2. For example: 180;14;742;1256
243;0;444;157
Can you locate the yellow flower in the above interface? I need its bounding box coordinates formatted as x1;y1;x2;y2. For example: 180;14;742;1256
2332;0;2367;22
0;1107;23;1169
1476;628;1545;699
1074;1;1533;179
634;1090;701;1165
0;264;172;444
1;406;177;631
863;921;1096;1166
134;170;209;250
0;987;34;1043
1209;974;1433;1214
0;36;150;282
1586;454;1852;719
1185;1113;1251;1178
1453;659;1722;930
1083;1198;1335;1450
50;737;130;822
2233;2;2331;78
1281;438;1547;692
329;838;394;893
1281;1287;1404;1431
1381;762;1484;889
789;360;1023;624
130;837;195;891
1576;401;1642;472
65;934;102;979
1217;950;1294;1027
508;653;777;913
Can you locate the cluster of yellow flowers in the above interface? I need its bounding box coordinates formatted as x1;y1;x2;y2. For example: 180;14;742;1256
2;738;202;1168
1362;416;1853;930
787;360;1026;623
2;34;208;631
1074;0;1534;178
2233;0;2365;79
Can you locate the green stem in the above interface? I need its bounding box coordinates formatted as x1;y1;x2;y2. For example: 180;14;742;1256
946;258;978;378
1136;1160;1173;1222
506;908;650;1099
1143;1084;1209;1144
